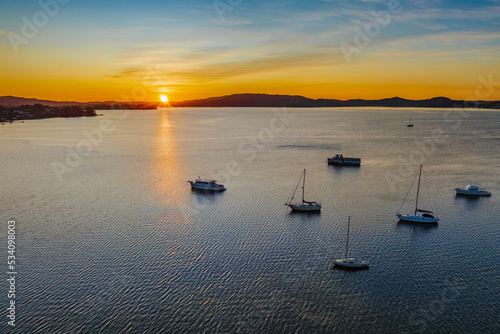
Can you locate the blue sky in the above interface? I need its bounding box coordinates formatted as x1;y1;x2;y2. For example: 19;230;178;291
0;0;499;101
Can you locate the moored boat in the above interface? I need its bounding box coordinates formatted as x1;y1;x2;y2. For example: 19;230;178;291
407;117;414;127
188;178;226;191
286;169;321;212
328;154;361;166
288;201;322;211
455;185;491;196
333;217;369;269
396;165;440;224
396;212;439;224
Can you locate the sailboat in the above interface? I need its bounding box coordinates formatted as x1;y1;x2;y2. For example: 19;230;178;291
286;169;321;212
407;117;414;127
333;217;369;269
396;165;439;223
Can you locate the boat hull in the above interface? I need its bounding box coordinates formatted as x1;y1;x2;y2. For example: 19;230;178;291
333;258;369;269
288;203;321;211
396;213;439;224
327;158;361;166
455;189;491;196
328;154;361;166
189;183;226;192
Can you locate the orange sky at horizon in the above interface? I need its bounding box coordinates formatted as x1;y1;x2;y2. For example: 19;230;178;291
2;76;498;103
1;44;498;103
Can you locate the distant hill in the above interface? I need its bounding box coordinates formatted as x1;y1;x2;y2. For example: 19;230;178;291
0;96;84;107
0;96;120;107
0;96;156;109
171;94;500;109
171;94;320;107
1;94;499;109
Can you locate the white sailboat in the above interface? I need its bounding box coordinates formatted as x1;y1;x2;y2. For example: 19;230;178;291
333;217;369;269
286;169;321;212
396;165;439;224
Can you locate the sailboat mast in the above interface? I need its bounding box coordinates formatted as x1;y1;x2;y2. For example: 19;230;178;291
302;169;306;203
415;165;422;215
345;217;350;259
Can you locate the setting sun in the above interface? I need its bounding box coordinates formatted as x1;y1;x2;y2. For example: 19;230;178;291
160;94;169;103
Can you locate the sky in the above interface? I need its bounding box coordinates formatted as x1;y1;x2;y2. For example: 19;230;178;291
0;0;499;102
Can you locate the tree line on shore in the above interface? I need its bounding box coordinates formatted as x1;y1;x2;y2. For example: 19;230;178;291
0;102;164;122
0;104;97;121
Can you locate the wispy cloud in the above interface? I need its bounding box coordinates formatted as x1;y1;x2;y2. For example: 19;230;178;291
394;5;500;21
112;46;342;84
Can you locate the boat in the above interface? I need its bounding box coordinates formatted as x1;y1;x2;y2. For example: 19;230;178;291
333;217;369;269
407;117;414;127
396;165;439;224
286;169;321;212
455;185;491;196
188;178;226;191
328;154;361;166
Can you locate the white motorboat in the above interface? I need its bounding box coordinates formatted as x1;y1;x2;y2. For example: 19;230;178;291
333;217;369;269
286;169;321;212
188;178;226;191
396;165;439;224
455;185;491;196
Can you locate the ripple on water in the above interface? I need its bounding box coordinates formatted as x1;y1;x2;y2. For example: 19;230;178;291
1;108;499;333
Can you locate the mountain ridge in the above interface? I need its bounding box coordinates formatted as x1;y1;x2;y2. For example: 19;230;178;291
1;94;499;109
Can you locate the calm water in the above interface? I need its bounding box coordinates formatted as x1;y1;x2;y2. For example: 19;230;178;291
1;107;499;333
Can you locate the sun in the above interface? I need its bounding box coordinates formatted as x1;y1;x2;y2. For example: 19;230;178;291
160;94;169;103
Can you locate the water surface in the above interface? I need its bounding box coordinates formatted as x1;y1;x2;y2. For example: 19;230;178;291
1;107;499;333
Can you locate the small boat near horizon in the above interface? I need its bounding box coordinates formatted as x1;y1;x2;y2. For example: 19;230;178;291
396;165;440;224
328;154;361;166
455;185;491;196
188;178;226;192
286;169;321;212
407;117;414;127
333;217;369;269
